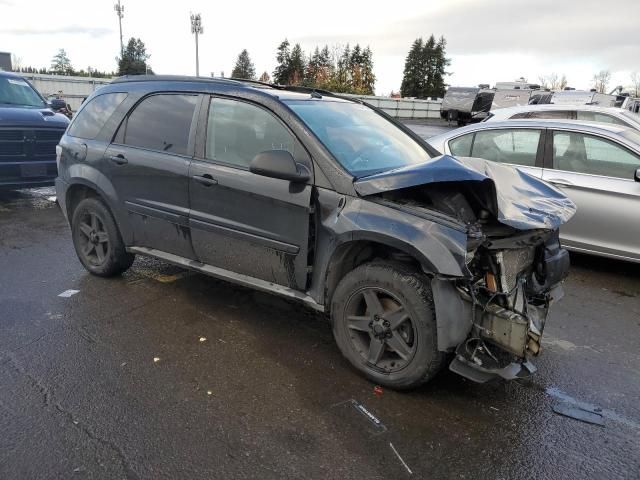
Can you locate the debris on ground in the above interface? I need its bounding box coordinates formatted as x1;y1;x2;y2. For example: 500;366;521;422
58;289;80;298
199;337;207;342
373;385;384;397
153;357;160;363
552;402;605;427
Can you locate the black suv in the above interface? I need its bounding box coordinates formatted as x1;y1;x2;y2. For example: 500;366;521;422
0;72;69;189
56;76;575;389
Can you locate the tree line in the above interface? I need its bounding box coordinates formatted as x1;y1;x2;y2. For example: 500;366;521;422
230;40;376;95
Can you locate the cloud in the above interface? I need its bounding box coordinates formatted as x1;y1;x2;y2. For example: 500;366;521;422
4;25;113;38
294;0;639;71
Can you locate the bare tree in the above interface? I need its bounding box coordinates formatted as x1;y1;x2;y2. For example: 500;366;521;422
538;73;568;90
592;70;611;94
631;71;640;97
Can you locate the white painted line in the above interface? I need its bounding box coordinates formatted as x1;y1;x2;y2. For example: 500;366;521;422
389;442;413;475
58;289;80;298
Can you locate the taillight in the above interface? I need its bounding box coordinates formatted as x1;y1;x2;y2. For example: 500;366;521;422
56;145;62;170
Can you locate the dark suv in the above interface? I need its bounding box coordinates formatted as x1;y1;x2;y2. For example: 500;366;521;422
0;71;69;189
56;76;575;389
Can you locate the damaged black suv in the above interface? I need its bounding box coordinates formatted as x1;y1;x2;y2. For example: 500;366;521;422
56;76;575;389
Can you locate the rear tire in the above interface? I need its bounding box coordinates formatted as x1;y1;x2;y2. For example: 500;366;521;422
71;197;134;277
331;261;445;390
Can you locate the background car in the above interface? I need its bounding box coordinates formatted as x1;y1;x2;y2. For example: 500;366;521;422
0;71;69;189
428;119;640;263
485;103;640;131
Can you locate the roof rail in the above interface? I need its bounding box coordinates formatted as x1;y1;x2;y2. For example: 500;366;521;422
111;74;244;86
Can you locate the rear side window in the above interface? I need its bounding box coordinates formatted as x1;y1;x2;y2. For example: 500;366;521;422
68;93;128;139
121;94;198;155
470;129;541;167
449;134;473;156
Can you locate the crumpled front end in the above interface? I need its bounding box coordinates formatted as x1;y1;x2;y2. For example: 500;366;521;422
356;154;576;383
447;231;569;382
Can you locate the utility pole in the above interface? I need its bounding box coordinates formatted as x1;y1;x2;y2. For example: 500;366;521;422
114;0;125;56
190;13;203;77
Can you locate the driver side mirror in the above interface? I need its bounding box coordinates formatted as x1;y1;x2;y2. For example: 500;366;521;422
635;167;640;182
249;150;310;183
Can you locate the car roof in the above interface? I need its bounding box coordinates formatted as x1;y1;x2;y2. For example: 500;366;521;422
430;119;633;142
108;74;354;103
490;103;628;116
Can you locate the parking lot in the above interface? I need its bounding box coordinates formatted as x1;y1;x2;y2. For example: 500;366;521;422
1;179;639;479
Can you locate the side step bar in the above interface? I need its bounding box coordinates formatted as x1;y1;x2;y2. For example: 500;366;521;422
127;246;325;312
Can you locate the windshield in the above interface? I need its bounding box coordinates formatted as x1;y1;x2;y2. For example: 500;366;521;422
286;100;435;177
0;76;46;108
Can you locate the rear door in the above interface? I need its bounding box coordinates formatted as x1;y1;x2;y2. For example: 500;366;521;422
542;130;640;261
104;93;200;259
189;96;313;290
448;127;545;179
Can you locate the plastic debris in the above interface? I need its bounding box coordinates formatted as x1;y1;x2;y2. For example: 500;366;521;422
207;391;213;396
552;402;604;426
153;357;160;363
58;289;80;298
199;337;207;342
373;385;384;397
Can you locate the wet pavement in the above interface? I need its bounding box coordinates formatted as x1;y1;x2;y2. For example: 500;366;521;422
0;187;638;480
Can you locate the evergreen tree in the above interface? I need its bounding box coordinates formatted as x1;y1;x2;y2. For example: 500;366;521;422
360;46;375;95
400;38;424;98
400;36;449;98
231;49;256;80
273;39;291;84
288;43;306;85
50;49;73;75
304;47;322;86
117;38;152;76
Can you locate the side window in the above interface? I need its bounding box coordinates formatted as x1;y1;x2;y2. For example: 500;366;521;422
121;94;197;155
206;97;295;168
552;131;640;179
576;111;629;127
449;134;473;156
471;129;541;167
528;110;571;119
67;93;128;139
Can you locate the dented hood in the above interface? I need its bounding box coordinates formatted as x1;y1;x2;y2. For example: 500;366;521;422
353;155;576;230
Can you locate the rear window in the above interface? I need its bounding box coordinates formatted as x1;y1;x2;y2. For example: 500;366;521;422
120;94;197;156
68;93;128;139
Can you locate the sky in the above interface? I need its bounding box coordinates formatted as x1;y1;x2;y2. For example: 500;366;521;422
1;0;639;96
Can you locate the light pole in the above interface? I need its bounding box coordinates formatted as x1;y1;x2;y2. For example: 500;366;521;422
190;13;203;77
114;0;125;56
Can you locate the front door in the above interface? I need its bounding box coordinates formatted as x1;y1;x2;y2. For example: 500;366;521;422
543;130;640;261
189;96;313;290
104;93;200;259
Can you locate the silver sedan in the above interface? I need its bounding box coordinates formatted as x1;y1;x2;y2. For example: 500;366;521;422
428;120;640;263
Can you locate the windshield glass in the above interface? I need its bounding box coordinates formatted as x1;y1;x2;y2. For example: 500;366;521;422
286;100;435;177
0;76;45;107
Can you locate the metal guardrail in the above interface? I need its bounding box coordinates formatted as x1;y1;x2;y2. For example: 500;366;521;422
339;94;443;119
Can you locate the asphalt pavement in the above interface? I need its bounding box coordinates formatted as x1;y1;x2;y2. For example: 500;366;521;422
0;187;638;480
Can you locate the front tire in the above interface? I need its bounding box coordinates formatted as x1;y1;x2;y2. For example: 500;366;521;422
331;262;445;389
71;197;134;277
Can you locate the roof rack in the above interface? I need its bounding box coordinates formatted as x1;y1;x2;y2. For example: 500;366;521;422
111;74;244;86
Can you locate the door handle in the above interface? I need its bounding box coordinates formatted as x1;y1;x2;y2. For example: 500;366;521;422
109;154;128;165
192;174;218;186
547;178;573;187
